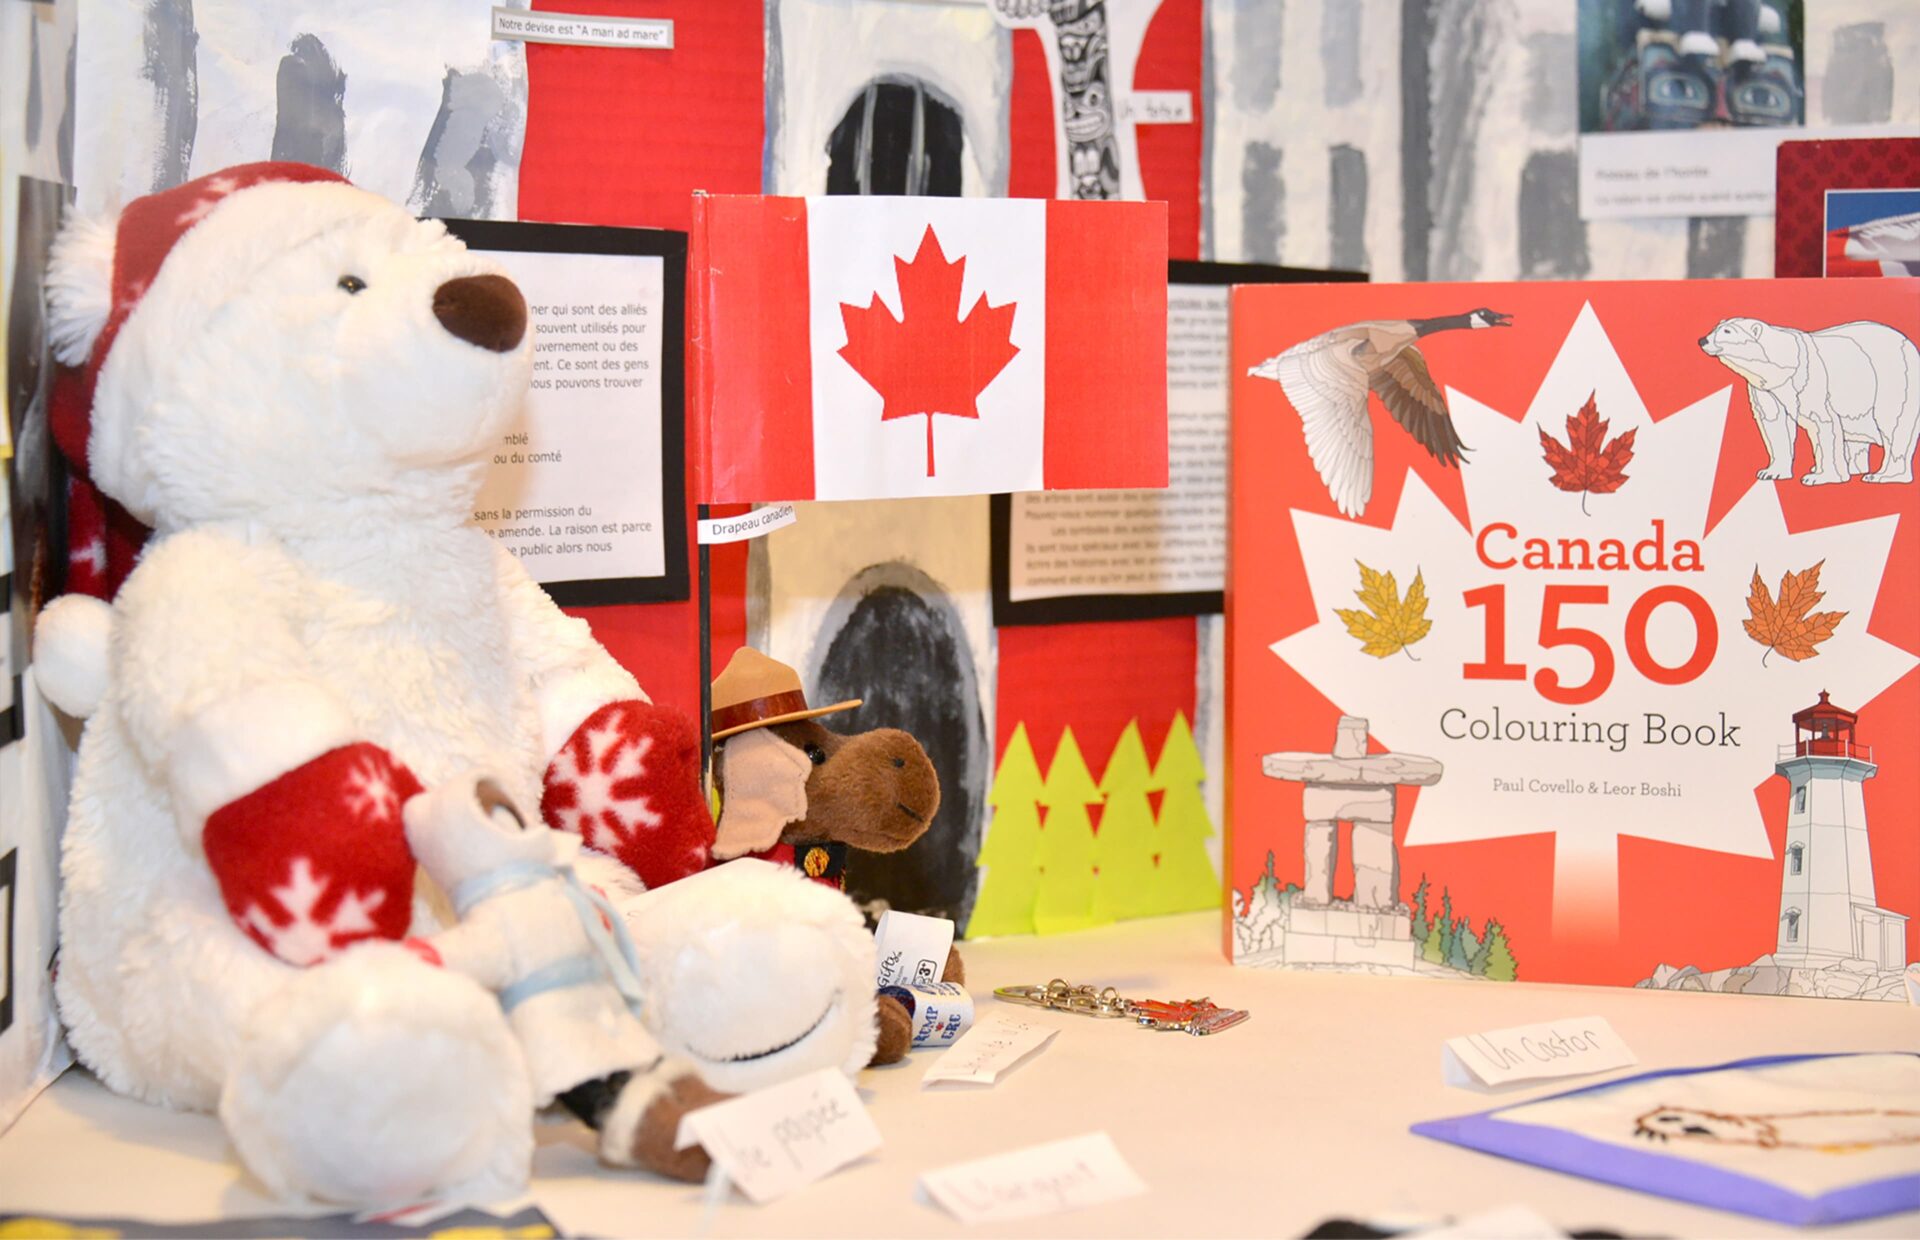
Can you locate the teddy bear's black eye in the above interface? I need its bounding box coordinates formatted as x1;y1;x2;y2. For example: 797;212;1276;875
804;743;827;766
337;275;367;294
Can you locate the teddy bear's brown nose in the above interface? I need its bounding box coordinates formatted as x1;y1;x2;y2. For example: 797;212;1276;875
432;274;526;353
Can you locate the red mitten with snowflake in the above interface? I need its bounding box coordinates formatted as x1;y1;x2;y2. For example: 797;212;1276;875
541;700;713;888
201;744;421;966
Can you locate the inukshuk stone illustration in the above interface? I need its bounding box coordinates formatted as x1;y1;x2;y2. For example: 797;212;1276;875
1260;716;1442;968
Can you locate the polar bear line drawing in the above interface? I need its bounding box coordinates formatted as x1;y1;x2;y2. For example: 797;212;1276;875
1699;316;1918;487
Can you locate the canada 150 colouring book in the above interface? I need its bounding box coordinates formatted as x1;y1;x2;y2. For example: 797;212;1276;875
1226;278;1919;999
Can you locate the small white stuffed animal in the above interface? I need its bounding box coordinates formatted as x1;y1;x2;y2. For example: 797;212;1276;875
404;775;722;1177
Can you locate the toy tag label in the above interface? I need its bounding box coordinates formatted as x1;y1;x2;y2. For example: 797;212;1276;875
879;981;974;1048
873;909;955;987
918;1132;1146;1224
673;1067;879;1204
491;7;673;49
921;1009;1058;1087
1442;1017;1635;1091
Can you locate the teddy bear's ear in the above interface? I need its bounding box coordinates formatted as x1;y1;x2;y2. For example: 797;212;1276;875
45;210;119;367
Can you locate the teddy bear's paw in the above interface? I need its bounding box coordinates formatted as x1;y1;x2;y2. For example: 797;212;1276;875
598;1061;730;1182
870;994;913;1065
219;941;532;1206
940;945;966;986
33;594;114;720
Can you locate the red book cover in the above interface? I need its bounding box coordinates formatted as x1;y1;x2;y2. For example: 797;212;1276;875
1226;279;1919;1000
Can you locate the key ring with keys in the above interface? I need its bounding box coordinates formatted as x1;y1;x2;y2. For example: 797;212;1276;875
994;978;1249;1035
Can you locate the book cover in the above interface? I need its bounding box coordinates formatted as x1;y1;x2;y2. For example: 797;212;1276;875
1226;279;1919;999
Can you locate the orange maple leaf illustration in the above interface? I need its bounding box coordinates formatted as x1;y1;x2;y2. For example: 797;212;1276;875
1539;392;1636;515
1743;561;1847;664
837;226;1020;477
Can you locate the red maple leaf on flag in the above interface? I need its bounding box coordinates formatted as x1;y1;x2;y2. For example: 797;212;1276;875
1539;391;1636;514
838;225;1020;477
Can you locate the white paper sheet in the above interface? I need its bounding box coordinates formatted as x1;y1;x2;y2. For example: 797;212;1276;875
469;248;668;590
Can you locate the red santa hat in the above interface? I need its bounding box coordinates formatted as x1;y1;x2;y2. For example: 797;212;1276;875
44;161;347;597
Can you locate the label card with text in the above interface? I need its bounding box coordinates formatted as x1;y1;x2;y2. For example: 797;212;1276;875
442;220;689;606
919;1132;1146;1224
674;1068;879;1205
491;7;673;49
873;910;956;988
1443;1017;1635;1091
921;1009;1058;1087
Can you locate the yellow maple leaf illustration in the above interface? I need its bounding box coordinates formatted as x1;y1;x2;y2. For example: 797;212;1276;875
1334;561;1432;659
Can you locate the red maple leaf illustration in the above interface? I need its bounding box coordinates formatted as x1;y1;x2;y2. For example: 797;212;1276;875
1539;391;1636;515
838;225;1020;477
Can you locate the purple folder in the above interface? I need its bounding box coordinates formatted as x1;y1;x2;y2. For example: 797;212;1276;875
1412;1054;1920;1226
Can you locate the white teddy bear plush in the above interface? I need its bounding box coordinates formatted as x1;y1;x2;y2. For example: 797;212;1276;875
33;162;732;1204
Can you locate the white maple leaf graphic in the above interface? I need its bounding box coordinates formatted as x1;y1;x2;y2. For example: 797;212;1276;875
343;757;402;826
241;856;387;966
548;719;663;853
1270;303;1917;942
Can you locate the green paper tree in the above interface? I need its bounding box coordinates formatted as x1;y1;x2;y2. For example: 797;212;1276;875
1147;712;1222;914
1420;916;1445;964
1447;916;1474;971
1482;919;1519;982
1443;917;1474;975
1032;727;1099;935
1438;889;1457;960
1410;874;1431;938
1091;720;1158;924
968;723;1045;938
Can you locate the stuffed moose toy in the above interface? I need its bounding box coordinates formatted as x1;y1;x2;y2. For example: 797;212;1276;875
706;647;963;1063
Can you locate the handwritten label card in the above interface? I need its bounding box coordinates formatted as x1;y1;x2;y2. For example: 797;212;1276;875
919;1132;1146;1224
1442;1017;1635;1091
674;1068;879;1204
922;1010;1058;1087
873;910;956;988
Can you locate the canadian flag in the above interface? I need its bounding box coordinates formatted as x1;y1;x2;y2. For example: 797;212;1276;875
691;195;1169;503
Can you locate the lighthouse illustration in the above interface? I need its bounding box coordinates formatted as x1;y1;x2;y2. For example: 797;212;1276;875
1773;692;1908;971
1641;690;1911;1000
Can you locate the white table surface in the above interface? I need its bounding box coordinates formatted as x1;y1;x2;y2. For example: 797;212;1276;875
2;911;1916;1238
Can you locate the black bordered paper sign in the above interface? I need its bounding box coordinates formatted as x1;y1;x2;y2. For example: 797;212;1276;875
442;220;690;606
992;260;1365;626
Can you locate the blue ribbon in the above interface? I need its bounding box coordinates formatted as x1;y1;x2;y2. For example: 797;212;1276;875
449;859;647;1017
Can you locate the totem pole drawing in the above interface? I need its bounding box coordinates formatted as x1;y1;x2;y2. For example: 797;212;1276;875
989;0;1166;201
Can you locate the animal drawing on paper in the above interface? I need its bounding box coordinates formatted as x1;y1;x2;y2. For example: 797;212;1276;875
1634;1106;1920;1154
1246;309;1511;517
1699;317;1919;486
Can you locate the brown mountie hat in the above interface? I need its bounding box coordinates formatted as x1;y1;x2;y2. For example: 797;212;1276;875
710;647;861;740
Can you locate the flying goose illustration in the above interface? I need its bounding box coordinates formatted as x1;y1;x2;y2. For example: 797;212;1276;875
1838;211;1920;277
1248;308;1511;517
